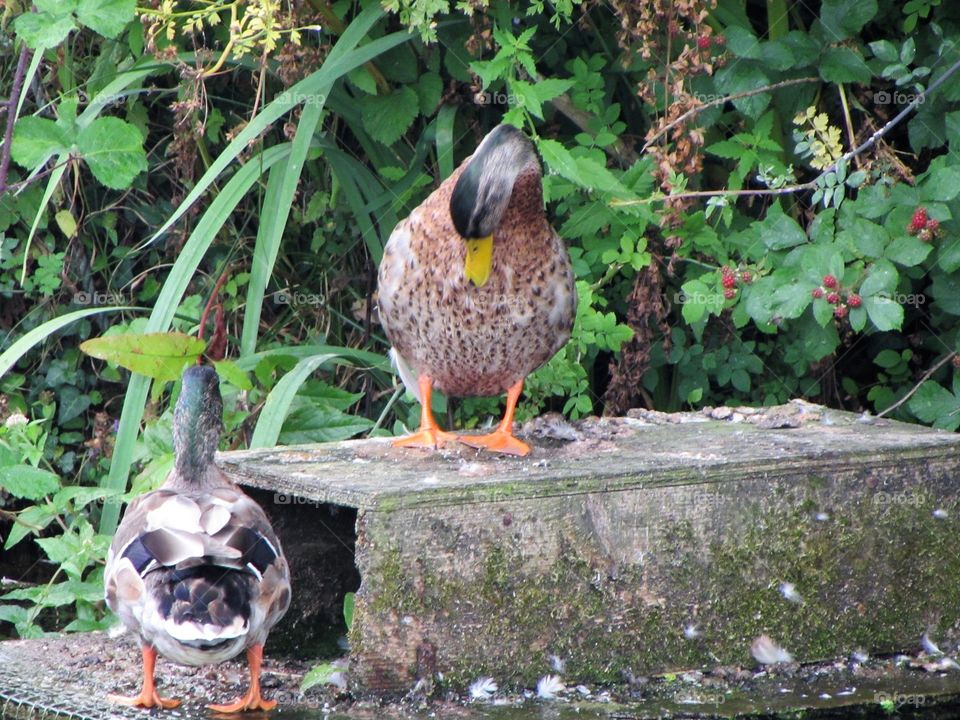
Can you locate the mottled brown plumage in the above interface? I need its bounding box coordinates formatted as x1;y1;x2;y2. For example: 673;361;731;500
378;124;576;455
104;365;290;711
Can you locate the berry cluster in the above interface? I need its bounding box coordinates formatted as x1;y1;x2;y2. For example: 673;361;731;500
696;35;725;51
907;207;942;242
811;275;860;319
720;266;752;299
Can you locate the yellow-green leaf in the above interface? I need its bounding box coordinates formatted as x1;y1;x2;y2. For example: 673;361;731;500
55;209;77;238
80;332;205;381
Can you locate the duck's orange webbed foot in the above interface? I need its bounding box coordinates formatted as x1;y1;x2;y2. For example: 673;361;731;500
108;646;181;709
392;374;456;450
460;429;530;456
107;690;181;709
392;427;459;450
460;378;531;457
207;644;277;713
207;691;277;713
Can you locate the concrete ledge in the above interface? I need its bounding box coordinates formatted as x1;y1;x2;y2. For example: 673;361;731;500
215;403;960;695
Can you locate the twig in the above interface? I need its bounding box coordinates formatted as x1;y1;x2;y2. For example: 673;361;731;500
0;44;32;195
198;270;230;342
615;57;960;208
876;352;957;418
641;76;819;152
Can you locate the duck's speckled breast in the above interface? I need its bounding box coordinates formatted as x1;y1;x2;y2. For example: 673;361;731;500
378;168;576;398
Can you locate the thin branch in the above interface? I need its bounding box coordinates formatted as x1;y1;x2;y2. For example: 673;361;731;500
0;44;32;195
876;352;957;419
642;76;819;152
615;56;960;209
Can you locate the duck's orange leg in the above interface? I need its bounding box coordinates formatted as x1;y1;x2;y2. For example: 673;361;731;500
107;645;181;709
393;375;458;450
461;379;531;456
208;644;277;712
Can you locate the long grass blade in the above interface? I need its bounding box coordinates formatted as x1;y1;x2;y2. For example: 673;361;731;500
240;100;323;357
0;307;137;379
249;354;337;449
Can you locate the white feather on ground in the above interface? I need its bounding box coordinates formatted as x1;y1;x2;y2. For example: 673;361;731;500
468;677;498;700
751;635;794;664
779;581;804;604
922;632;943;656
536;674;565;699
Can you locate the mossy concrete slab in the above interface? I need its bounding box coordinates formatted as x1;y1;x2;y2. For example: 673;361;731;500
216;403;960;696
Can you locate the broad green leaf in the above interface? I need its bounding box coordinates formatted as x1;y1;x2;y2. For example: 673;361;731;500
885;236;932;267
213;360;253;391
773;281;816;319
416;71;443;114
868;40;898;63
76;117;147;189
538;139;581;184
939;242;960;274
53;485;121;510
11;117;71;169
76;0;136;38
278;401;374;445
80;332;205;381
715;63;770;118
760;204;807;250
908;381;960;430
14;12;76;48
0;466;60;500
921;165;960;202
860;259;898;297
532;77;575;104
839;218;887;259
4;504;57;549
360;87;419;145
819;0;878;40
864;295;903;331
819;47;871;85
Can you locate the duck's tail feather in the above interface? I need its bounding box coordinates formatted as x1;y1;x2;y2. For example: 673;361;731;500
389;347;421;404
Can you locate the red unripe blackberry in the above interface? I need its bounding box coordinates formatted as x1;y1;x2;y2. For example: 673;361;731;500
822;274;838;289
911;207;928;232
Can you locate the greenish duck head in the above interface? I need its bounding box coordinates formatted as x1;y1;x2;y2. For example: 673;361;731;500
173;364;223;476
449;123;540;287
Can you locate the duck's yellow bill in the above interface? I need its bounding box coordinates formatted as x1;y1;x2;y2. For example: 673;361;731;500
464;235;493;287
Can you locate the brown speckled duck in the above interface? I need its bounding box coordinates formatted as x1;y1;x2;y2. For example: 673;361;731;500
378;123;576;456
104;365;290;711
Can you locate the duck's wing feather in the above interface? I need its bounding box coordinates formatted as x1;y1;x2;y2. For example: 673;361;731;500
105;485;290;648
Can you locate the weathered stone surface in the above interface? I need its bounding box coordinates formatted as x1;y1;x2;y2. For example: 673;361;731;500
216;405;960;695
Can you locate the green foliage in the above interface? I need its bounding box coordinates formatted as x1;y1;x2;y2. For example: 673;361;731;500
3;0;960;639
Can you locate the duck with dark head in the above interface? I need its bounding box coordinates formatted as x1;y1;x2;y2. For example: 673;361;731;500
104;364;291;711
378;123;576;456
